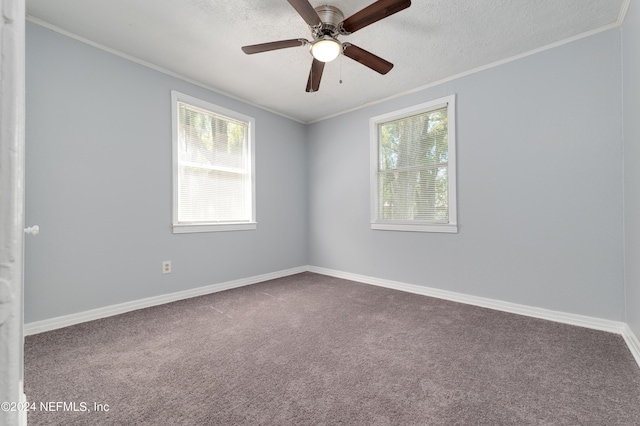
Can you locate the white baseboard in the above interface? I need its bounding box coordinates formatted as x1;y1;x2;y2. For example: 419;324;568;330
307;266;627;334
24;264;640;370
308;266;640;370
24;266;307;336
621;324;640;368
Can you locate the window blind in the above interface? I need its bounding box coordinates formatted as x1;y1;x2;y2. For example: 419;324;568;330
177;101;251;224
377;106;449;223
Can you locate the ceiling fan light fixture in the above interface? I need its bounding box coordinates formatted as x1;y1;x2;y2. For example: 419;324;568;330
311;36;341;62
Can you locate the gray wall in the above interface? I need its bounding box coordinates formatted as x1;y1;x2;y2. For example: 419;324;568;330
307;29;625;320
25;23;308;323
26;21;632;326
623;2;640;336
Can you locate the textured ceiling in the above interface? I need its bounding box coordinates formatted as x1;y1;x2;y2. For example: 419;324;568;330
26;0;627;123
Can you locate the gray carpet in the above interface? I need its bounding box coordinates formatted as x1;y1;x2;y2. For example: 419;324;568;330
24;272;640;425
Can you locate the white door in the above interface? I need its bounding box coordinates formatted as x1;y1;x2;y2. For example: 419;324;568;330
0;0;26;425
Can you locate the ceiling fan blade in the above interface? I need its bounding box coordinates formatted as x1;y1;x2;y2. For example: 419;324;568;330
287;0;322;27
341;0;411;34
306;59;325;92
242;39;307;54
342;43;393;74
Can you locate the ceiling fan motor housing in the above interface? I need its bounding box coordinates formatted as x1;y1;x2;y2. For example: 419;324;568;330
313;5;345;38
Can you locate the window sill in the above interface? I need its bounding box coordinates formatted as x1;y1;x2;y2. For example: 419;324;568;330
371;222;457;234
173;222;257;234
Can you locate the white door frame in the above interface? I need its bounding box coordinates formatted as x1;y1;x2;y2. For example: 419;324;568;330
0;0;26;425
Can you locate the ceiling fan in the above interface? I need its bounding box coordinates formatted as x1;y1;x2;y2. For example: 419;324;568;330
241;0;411;92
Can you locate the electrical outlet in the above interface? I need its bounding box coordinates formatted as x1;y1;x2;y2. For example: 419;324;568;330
162;261;171;274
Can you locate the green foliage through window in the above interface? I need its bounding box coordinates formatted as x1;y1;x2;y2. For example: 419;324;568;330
378;106;449;222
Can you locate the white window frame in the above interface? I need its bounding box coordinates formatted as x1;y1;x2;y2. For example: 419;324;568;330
171;90;256;233
370;94;457;233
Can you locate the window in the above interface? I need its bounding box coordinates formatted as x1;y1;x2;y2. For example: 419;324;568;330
171;91;256;233
370;94;457;233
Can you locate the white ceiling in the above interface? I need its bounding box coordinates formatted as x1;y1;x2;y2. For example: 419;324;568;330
26;0;627;123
